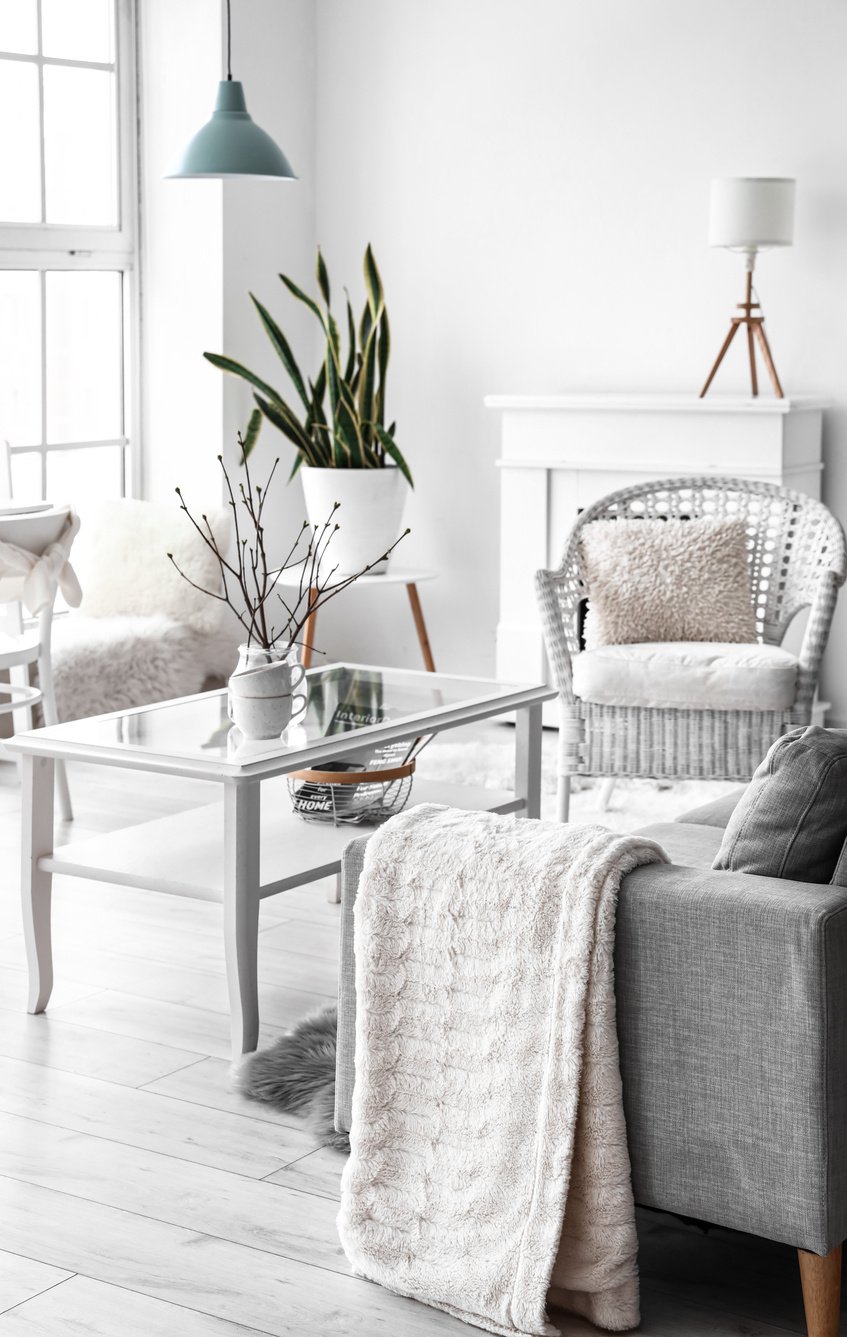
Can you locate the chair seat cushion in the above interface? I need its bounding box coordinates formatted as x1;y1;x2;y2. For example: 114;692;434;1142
571;641;798;710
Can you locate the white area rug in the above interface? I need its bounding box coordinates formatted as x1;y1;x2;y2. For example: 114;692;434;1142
339;805;666;1336
416;727;742;828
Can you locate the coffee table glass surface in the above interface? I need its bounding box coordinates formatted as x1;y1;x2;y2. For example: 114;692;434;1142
11;662;551;778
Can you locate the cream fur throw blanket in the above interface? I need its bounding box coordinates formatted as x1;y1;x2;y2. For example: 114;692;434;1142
338;805;667;1337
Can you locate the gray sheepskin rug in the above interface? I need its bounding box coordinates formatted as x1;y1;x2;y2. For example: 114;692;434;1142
236;1005;348;1150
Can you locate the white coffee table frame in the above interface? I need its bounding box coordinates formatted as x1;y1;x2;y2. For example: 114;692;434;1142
10;663;554;1058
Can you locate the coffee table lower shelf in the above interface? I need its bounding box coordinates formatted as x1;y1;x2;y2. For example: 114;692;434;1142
40;776;521;905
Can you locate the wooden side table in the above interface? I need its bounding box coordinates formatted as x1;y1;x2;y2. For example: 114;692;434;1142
277;569;437;672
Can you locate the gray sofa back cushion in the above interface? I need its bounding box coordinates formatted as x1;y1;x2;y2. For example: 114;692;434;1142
713;726;847;885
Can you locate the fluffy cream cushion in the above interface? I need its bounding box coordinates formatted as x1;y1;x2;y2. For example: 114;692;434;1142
579;517;757;648
72;499;231;634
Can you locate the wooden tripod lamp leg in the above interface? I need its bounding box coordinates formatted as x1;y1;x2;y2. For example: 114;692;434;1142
301;588;318;669
798;1244;842;1337
700;320;742;398
753;320;785;398
746;322;759;396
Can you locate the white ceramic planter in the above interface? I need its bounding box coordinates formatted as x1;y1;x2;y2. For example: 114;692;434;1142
227;644;307;741
300;466;408;575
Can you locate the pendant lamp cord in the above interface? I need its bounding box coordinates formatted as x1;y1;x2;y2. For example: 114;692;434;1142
226;0;232;79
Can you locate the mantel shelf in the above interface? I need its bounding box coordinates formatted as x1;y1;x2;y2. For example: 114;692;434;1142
484;393;830;414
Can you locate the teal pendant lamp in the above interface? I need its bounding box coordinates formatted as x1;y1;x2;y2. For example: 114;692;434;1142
168;0;296;180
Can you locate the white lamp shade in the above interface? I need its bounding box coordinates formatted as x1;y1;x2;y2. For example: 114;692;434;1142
708;177;795;250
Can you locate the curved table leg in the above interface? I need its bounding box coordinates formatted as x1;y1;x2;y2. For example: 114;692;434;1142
224;778;262;1059
21;753;55;1013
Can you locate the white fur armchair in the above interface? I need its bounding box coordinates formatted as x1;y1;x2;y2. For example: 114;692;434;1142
51;499;242;721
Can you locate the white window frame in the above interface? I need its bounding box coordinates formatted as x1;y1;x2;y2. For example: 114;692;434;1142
0;0;139;498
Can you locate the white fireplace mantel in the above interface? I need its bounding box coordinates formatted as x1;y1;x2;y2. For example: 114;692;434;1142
485;393;827;704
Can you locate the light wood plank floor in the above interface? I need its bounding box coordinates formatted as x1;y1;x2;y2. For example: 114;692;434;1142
0;759;844;1335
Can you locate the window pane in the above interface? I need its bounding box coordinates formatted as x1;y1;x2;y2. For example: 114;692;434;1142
44;66;117;226
0;60;40;223
10;450;43;501
48;445;122;504
0;0;38;54
46;271;122;443
0;271;41;446
42;0;114;63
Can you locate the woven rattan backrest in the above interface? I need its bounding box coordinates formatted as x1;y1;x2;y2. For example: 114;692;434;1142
553;476;847;654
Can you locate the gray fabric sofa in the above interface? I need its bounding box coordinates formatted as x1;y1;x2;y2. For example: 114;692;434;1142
334;793;847;1336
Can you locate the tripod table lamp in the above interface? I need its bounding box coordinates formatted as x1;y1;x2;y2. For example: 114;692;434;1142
700;176;795;399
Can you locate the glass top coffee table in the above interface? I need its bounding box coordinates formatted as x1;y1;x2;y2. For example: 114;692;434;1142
10;663;555;1057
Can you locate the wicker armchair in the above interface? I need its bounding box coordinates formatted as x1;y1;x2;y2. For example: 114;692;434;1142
536;477;847;821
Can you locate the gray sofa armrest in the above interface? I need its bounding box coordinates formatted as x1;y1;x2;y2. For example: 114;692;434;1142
335;839;847;1255
617;862;847;1254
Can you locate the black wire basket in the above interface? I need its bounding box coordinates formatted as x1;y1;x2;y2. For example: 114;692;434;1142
288;738;424;826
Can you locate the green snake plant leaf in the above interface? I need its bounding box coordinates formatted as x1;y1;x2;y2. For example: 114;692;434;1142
249;294;309;409
316;247;331;308
363;244;385;321
336;396;362;467
372;423;413;487
241;408;263;461
279;274;329;336
305;369;331;465
376;305;390;426
253;394;316;464
288;451;305;481
344;294;357;384
203;352;284;406
327;308;342;369
325;334;340;440
359;299;373;356
358;322;378;441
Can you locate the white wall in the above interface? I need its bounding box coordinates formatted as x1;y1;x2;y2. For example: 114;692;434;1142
142;0;847;720
221;0;317;572
140;0;316;541
309;0;847;719
138;0;223;506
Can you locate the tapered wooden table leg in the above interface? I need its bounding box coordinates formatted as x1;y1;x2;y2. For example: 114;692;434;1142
798;1244;842;1337
407;582;436;672
223;778;261;1059
301;588;318;669
21;753;55;1014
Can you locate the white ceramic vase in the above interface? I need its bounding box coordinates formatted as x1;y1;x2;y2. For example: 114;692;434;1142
300;466;408;575
227;644;307;741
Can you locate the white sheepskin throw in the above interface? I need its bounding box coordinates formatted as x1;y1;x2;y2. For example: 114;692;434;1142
579;517;757;648
338;805;667;1337
51;613;241;720
71;499;231;634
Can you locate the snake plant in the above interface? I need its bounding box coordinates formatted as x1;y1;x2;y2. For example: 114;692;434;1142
204;245;413;487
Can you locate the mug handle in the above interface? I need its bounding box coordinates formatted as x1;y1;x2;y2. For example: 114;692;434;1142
290;662;307;691
291;690;308;721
